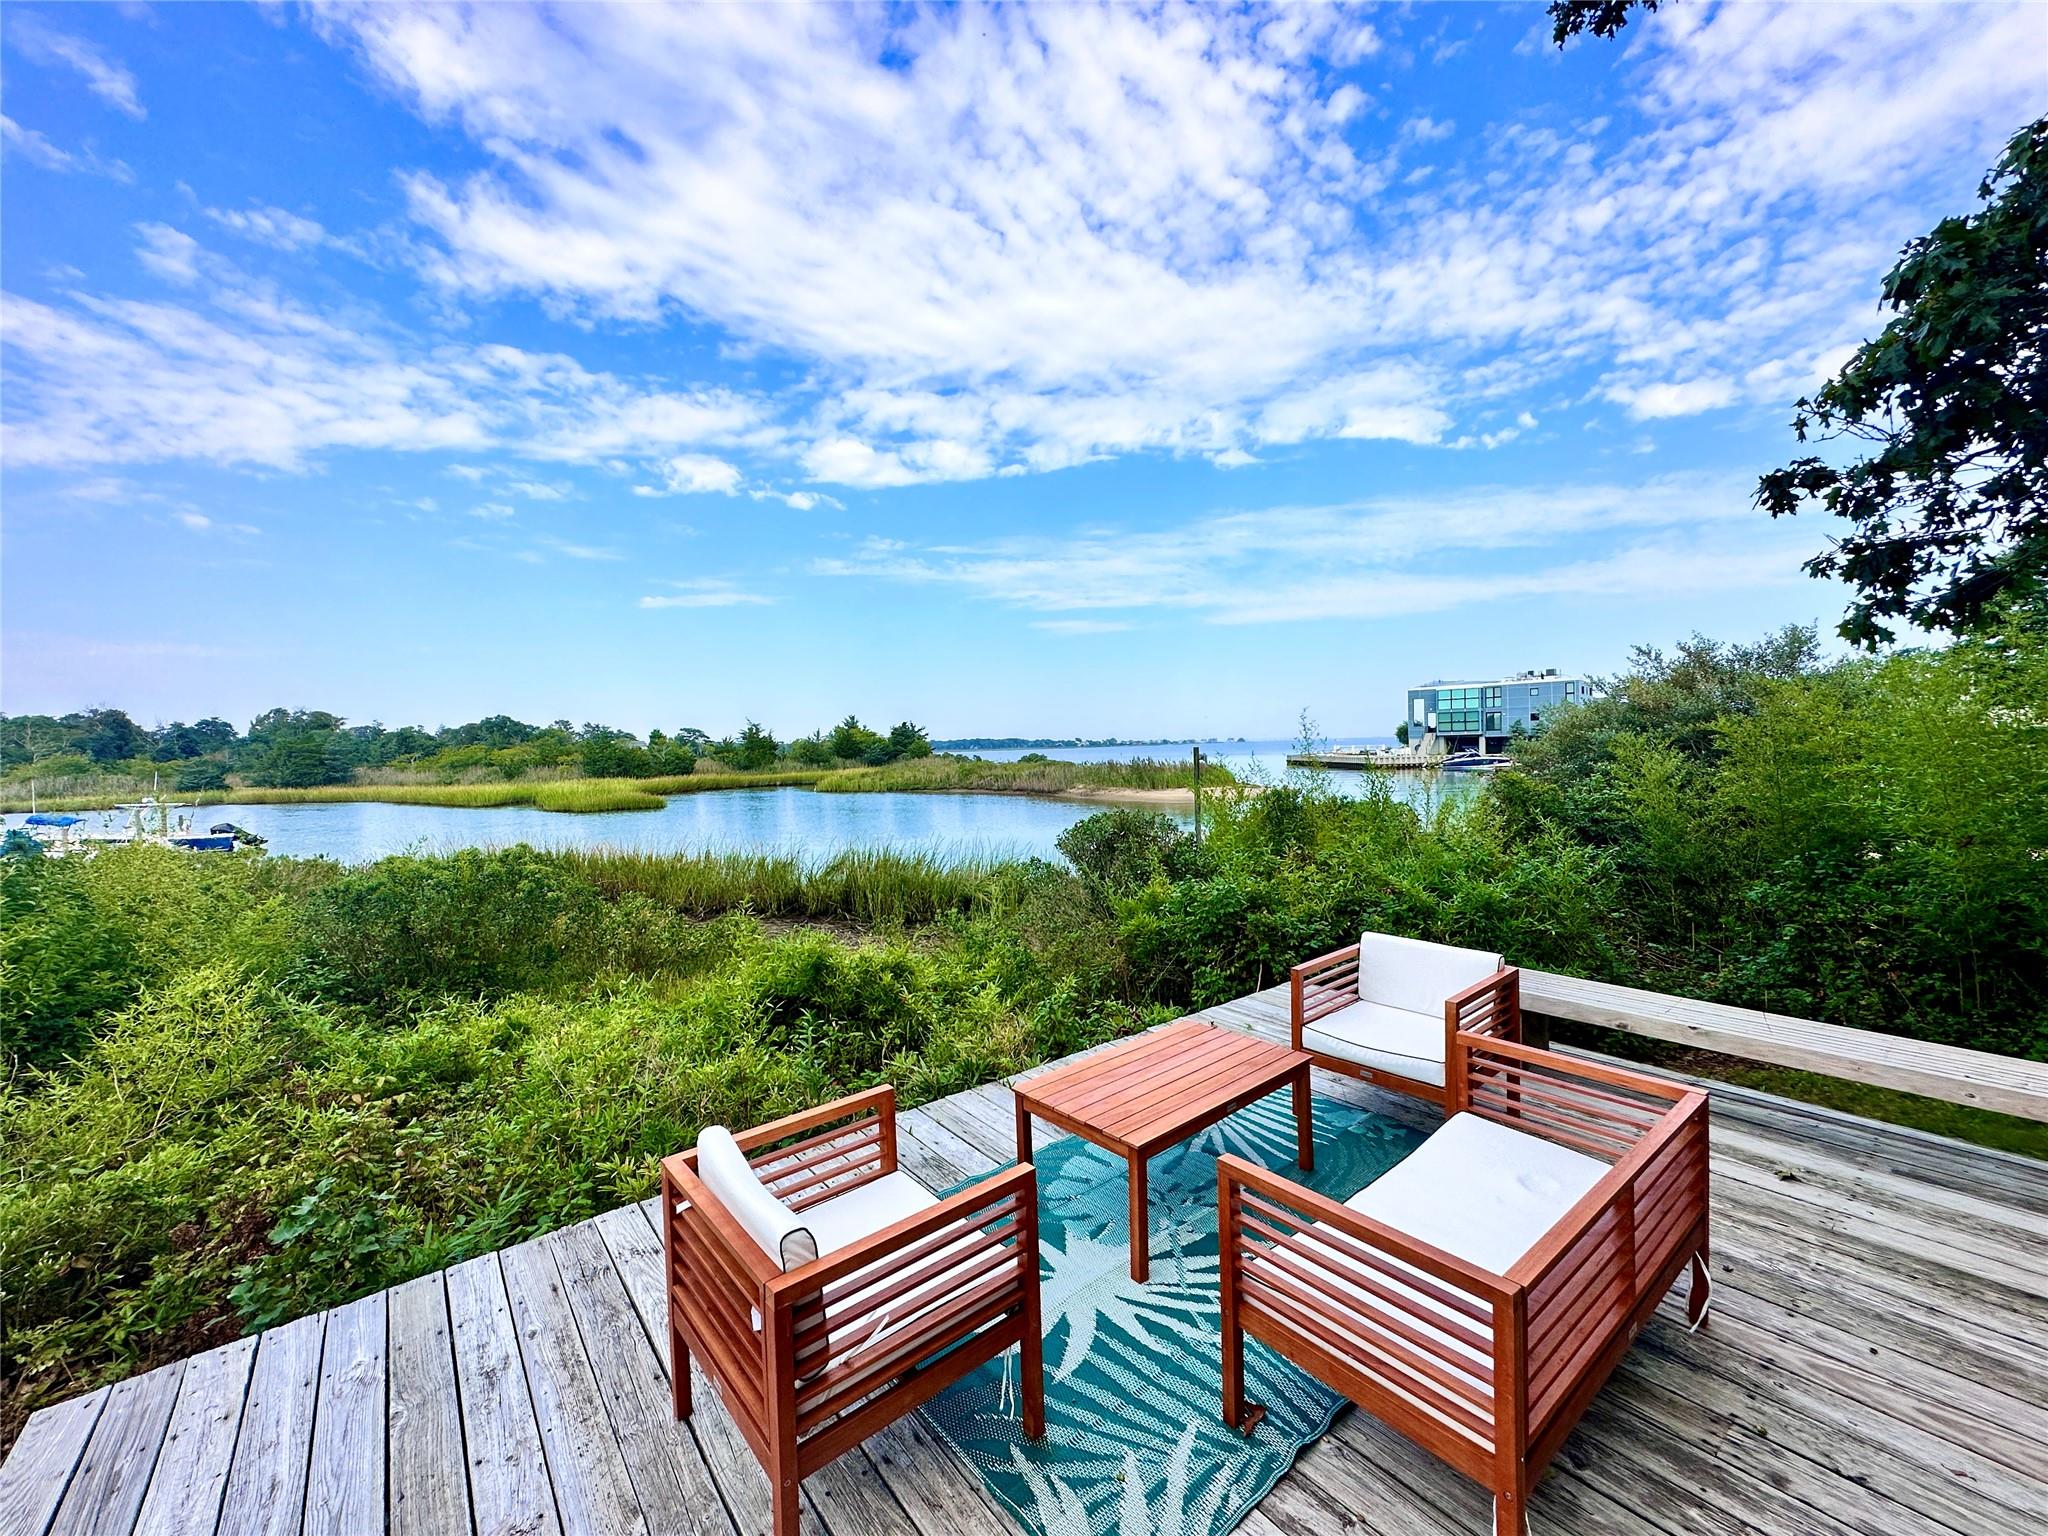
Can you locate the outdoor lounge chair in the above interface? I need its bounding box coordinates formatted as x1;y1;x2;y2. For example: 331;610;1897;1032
662;1085;1045;1536
1290;931;1521;1106
1219;1031;1709;1536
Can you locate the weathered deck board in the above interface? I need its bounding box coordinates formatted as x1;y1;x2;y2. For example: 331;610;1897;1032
0;1385;106;1536
386;1273;470;1536
7;1004;2045;1536
132;1338;256;1536
302;1290;385;1536
213;1312;321;1536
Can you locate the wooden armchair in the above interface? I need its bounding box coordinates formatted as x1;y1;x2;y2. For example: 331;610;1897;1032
661;1086;1044;1536
1292;931;1521;1107
1220;1034;1708;1535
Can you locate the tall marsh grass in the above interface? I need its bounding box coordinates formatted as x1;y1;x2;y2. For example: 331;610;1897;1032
561;846;1008;923
814;755;1234;795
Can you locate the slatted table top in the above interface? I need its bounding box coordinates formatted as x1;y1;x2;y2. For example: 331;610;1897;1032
1012;1017;1310;1157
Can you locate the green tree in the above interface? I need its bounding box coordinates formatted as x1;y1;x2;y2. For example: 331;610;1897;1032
735;720;780;771
1548;0;1658;46
887;721;932;760
80;709;147;763
1757;118;2048;645
829;715;883;762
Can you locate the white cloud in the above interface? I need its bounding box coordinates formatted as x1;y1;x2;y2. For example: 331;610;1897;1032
504;478;571;500
639;578;773;609
172;509;260;536
446;463;489;482
1;114;133;180
814;474;1803;624
7;18;145;118
0;266;776;471
537;535;621;561
206;204;328;251
1210;448;1259;470
469;502;516;520
1033;618;1133;635
658;454;743;496
135;224;202;285
1607;377;1739;421
307;0;2043;478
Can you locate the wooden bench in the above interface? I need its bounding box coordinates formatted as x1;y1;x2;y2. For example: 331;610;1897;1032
1520;969;2048;1123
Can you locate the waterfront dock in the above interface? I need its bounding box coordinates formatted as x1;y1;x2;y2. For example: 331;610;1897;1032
1286;748;1435;771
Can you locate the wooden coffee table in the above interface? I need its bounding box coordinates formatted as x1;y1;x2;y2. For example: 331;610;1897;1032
1013;1018;1313;1282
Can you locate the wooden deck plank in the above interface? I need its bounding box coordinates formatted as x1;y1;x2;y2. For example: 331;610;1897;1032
387;1272;471;1536
302;1290;385;1536
545;1221;735;1536
49;1363;185;1536
499;1239;647;1536
592;1204;828;1536
214;1313;322;1536
132;1337;257;1536
446;1253;561;1536
0;1386;108;1536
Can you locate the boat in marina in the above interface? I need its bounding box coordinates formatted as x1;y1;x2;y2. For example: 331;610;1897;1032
1438;752;1515;774
1;799;263;856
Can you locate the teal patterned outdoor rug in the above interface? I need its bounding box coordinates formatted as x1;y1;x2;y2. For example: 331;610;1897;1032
919;1092;1424;1536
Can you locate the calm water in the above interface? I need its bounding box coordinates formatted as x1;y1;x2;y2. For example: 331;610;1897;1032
12;740;1469;865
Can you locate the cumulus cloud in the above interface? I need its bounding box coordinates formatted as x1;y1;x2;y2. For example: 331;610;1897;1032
658;454;743;495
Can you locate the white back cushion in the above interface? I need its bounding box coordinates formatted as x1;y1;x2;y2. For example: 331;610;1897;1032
1356;931;1502;1018
696;1125;819;1271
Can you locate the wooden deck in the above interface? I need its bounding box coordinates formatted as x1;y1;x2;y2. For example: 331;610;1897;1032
7;988;2046;1536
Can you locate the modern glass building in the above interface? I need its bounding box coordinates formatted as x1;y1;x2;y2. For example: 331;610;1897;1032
1406;669;1593;753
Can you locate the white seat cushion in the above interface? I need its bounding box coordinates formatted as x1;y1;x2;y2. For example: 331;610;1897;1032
696;1125;818;1270
805;1170;939;1253
1302;999;1447;1085
1344;1113;1608;1275
1354;932;1502;1019
1248;1114;1608;1392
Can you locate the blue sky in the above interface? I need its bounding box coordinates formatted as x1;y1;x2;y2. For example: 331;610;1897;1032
3;2;2042;740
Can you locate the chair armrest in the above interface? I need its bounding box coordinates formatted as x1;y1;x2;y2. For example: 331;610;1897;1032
1291;944;1362;1040
1446;966;1520;1042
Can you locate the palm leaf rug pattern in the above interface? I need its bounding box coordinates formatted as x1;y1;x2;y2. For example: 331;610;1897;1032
920;1093;1423;1536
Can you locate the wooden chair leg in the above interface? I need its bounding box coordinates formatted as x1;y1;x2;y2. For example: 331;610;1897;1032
1493;1491;1528;1536
671;1327;693;1419
1687;1247;1713;1331
1020;1332;1046;1440
772;1477;801;1536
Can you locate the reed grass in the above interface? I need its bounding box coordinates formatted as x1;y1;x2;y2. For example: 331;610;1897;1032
560;845;1008;922
812;755;1234;795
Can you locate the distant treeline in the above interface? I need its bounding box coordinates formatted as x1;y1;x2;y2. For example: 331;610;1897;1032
0;709;933;792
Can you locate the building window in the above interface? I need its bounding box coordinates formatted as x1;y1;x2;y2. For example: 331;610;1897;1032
1530;687;1540;698
1529;711;1541;724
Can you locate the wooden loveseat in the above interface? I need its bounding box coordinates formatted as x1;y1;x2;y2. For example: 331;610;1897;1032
662;1086;1044;1536
1219;1033;1709;1535
1291;931;1523;1107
